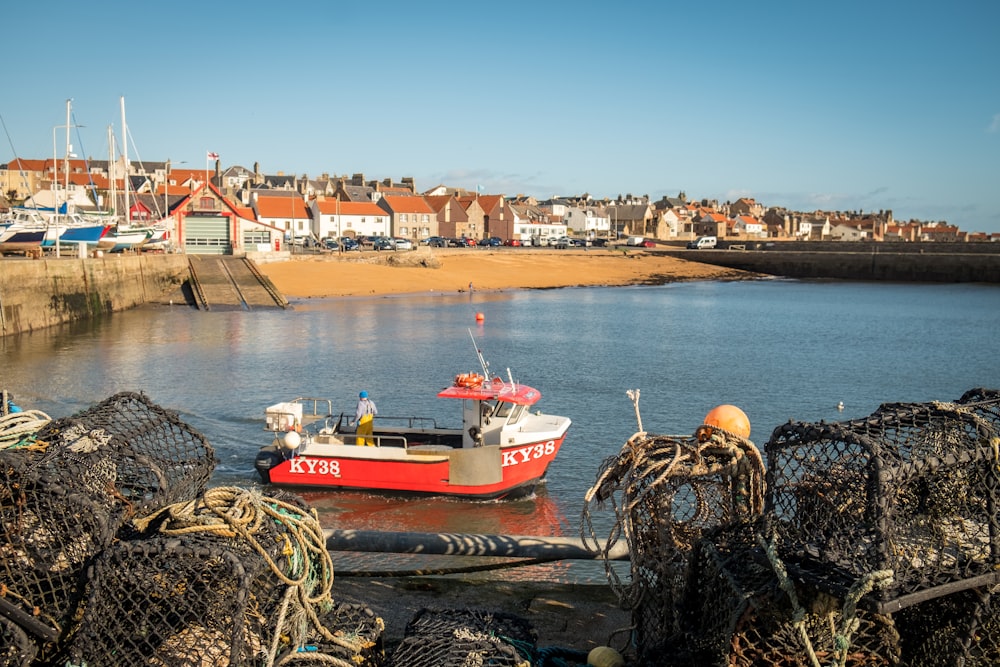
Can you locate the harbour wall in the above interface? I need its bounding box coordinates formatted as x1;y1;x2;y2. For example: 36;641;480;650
0;254;189;337
662;248;1000;283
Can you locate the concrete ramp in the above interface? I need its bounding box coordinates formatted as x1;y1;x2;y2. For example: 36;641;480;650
187;256;288;310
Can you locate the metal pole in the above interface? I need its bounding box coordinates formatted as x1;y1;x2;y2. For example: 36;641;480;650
324;529;629;561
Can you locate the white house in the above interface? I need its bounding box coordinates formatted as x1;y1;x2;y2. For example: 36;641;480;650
562;206;611;237
732;215;765;238
799;216;831;240
310;198;389;239
830;222;870;241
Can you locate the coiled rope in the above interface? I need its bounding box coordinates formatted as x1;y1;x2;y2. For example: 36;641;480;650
133;487;370;667
0;409;51;449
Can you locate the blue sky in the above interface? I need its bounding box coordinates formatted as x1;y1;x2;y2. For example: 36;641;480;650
3;1;998;233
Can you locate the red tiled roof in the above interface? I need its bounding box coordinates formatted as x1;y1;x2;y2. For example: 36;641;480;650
423;195;454;213
379;195;433;214
256;196;310;219
315;199;385;216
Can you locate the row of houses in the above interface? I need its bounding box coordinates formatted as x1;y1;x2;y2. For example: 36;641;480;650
1;157;989;255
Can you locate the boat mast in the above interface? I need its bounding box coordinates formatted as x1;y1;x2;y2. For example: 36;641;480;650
120;96;128;227
107;125;115;217
468;328;491;378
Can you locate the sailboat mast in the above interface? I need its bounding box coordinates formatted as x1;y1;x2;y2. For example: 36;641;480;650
63;99;71;214
120;96;128;226
107;125;115;213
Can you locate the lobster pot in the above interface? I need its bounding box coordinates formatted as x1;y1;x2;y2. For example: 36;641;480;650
0;614;37;667
895;584;1000;667
65;524;384;666
35;391;217;512
0;444;131;661
387;608;536;667
584;433;765;657
764;398;1000;606
686;527;901;667
956;387;1000;431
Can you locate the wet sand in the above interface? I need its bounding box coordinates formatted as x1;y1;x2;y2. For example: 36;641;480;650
257;247;753;298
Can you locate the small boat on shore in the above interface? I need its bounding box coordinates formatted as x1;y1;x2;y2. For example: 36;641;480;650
254;344;571;499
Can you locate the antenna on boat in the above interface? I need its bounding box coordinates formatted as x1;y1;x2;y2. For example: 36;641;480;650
468;328;491;378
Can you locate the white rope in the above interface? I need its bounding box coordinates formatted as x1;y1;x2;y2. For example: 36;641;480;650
0;410;51;448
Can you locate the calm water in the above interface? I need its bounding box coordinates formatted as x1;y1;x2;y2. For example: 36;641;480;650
2;278;998;580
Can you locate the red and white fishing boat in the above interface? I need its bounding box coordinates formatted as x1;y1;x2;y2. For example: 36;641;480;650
254;347;571;499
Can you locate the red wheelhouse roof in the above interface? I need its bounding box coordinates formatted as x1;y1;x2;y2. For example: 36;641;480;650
437;379;541;405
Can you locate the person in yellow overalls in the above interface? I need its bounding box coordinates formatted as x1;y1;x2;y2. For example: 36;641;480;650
352;391;378;446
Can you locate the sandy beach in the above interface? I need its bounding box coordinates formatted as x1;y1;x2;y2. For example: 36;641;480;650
258;247;753;298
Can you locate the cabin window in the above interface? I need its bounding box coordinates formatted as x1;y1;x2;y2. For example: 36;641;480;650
507;404;526;423
493;402;513;419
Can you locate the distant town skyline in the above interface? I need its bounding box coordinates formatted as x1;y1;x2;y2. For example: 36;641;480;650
2;1;997;234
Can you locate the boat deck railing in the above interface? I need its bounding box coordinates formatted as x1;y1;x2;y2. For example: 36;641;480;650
373;415;444;430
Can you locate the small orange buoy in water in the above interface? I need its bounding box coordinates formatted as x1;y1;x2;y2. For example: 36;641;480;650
698;404;751;441
475;312;484;322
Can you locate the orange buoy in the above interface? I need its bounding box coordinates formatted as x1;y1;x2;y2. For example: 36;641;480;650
475;312;484;322
700;404;751;440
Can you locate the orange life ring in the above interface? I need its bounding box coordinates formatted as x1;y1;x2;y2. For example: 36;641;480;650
454;373;485;388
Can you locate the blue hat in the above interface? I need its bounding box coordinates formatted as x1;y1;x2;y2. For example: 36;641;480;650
359;391;368;399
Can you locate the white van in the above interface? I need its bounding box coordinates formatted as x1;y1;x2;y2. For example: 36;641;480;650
626;236;645;246
686;236;717;249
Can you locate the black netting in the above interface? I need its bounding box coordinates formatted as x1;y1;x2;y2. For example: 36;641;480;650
584;389;1000;665
63;487;383;667
0;391;215;662
387;608;536;667
581;428;765;660
0;613;37;667
764;398;999;605
896;584;1000;667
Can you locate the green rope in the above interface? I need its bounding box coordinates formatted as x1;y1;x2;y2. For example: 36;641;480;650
758;532;820;667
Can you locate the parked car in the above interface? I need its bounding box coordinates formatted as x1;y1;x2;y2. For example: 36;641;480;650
339;237;360;251
394;238;413;251
422;236;448;247
373;237;394;251
570;238;588;247
448;238;467;247
554;236;572;249
503;238;522;247
477;237;502;247
639;239;657;248
589;237;608;247
686;236;717;249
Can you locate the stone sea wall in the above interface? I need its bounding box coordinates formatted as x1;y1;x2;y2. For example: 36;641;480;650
0;254;189;337
666;248;1000;283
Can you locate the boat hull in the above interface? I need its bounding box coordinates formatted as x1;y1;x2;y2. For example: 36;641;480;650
255;436;565;500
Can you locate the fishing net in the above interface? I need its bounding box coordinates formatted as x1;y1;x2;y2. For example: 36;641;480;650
895;583;1000;666
764;393;1000;608
669;524;901;667
0;391;216;662
387;608;536;667
584;389;1000;665
581;416;765;661
0;613;37;667
63;486;384;667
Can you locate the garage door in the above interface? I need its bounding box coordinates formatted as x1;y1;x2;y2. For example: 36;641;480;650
184;216;230;255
